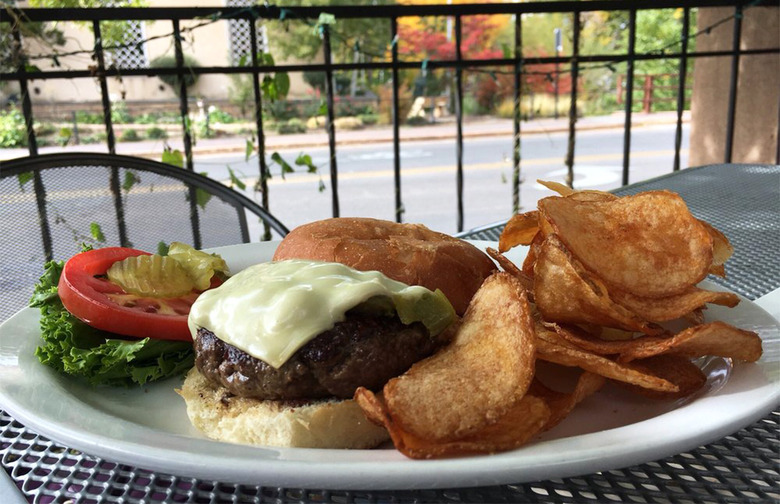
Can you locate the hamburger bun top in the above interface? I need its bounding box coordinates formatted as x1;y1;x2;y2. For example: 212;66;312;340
272;217;497;315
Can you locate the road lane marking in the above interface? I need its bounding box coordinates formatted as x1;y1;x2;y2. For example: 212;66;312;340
1;148;687;204
259;148;688;186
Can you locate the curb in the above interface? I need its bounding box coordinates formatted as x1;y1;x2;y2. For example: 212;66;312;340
1;115;688;161
132;116;688;159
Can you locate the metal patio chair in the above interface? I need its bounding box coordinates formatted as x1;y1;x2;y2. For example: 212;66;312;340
0;152;289;322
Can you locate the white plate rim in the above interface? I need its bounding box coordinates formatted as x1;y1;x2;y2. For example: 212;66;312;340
0;240;778;491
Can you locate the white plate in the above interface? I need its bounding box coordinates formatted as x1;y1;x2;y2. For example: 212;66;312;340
0;241;778;491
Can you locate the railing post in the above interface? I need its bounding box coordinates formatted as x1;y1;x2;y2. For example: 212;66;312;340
724;3;743;163
94;20;130;247
621;9;637;186
248;10;271;241
173;18;202;249
11;22;53;260
564;11;580;189
92;20;116;154
11;23;38;157
454;14;464;232
512;11;522;215
391;17;403;223
322;23;340;218
674;7;690;172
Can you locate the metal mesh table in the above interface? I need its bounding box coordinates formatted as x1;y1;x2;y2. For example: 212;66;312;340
2;164;779;503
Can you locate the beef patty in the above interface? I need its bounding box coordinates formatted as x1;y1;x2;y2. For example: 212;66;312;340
194;314;444;400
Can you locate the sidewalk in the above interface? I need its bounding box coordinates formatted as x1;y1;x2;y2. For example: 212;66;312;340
0;111;688;161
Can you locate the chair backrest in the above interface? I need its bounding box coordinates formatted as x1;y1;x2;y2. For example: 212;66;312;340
0;152;289;322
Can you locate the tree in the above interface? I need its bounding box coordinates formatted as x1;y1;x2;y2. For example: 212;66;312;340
264;0;395;95
28;0;149;50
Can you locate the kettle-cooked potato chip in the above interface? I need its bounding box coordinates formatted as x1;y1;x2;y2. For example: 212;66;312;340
498;211;540;252
618;321;762;363
538;191;713;298
535;338;679;393
533;235;663;335
383;272;537;442
611;286;739;323
619;354;707;399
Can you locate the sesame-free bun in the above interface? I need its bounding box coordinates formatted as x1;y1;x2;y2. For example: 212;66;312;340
177;368;389;449
272;218;497;315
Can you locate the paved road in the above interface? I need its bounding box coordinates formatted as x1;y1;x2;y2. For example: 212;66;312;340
194;123;690;235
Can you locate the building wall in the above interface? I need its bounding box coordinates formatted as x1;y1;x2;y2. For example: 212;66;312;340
689;6;779;165
16;0;310;107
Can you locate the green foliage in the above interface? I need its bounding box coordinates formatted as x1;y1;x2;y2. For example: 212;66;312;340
111;101;133;124
208;107;236;124
162;148;184;168
81;132;107;144
359;113;379;126
265;0;393;92
295;152;318;174
227;166;246;190
135;111;179;124
119;128;140;142
277;118;307;135
146;126;168;140
122;170;140;192
75;110;104;124
27;1;149;63
150;54;200;96
265;100;300;121
89;222;106;242
0;108;27;148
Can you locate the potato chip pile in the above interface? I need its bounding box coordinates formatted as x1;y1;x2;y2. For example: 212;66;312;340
355;181;762;459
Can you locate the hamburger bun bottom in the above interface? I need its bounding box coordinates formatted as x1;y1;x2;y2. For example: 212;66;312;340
177;368;390;449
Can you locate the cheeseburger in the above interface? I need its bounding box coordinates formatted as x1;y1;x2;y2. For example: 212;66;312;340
178;218;497;449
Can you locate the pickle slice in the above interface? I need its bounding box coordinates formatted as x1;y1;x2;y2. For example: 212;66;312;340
107;254;195;298
167;242;230;290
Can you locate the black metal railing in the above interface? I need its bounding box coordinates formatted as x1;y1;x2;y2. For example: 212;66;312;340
1;0;779;236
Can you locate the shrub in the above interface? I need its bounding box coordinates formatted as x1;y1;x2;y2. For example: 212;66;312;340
146;126;168;140
0;108;27;147
150;54;200;96
208;107;235;124
306;116;325;129
111;101;133;124
81;132;107;144
265;100;300;121
495;94;573;120
195;118;216;139
135;112;161;124
334;117;363;130
358;113;379;126
75;110;104;124
119;128;141;142
277;118;307;135
406;116;429;126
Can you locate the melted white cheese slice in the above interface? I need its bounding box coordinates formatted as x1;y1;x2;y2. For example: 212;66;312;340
188;259;437;369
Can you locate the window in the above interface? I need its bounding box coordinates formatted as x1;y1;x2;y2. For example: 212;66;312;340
108;20;148;69
226;0;267;65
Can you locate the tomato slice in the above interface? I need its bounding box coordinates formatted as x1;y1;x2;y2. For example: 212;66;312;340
58;247;202;342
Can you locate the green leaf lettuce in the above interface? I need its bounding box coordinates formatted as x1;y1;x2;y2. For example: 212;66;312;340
31;260;194;387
